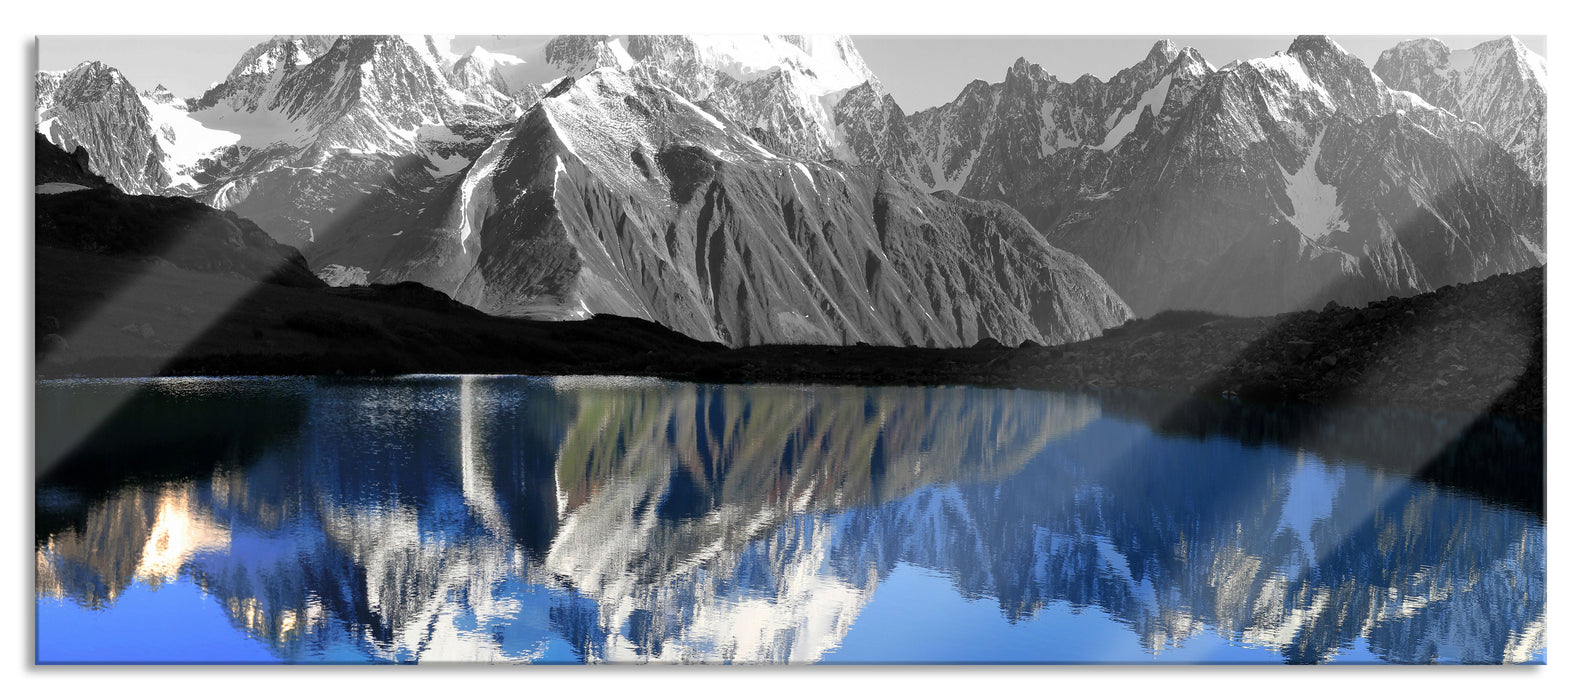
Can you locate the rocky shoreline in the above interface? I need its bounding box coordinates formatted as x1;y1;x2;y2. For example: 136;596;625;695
659;266;1545;421
37;241;1543;422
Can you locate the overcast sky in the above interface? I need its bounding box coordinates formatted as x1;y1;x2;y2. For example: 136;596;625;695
37;35;1545;114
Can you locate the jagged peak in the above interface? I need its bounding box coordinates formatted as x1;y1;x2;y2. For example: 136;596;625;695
1375;38;1452;74
144;83;179;104
1377;35;1546;96
960;77;993;94
1105;40;1192;87
1288;35;1352;59
545;64;633;97
1005;56;1050;82
276;35;335;54
464;45;497;61
841;78;885;100
308;35;452;77
1169;46;1213;75
67;60;121;78
1147;39;1178;62
1072;72;1104;87
1477;34;1526;52
57;60;136;95
226;35;325;81
1286;34;1377;87
458;44;525;70
1388;37;1451;54
1469;35;1545;70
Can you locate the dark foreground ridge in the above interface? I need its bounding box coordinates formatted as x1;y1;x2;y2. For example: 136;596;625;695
665;266;1544;420
36;232;1543;421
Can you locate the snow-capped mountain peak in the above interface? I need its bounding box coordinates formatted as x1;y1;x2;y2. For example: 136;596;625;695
144;84;180;106
1374;34;1547;179
36;60;173;193
34;34;1545;333
457;34;885;162
1147;39;1179;62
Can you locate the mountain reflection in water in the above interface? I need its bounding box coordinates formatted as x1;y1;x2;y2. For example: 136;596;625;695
34;376;1545;664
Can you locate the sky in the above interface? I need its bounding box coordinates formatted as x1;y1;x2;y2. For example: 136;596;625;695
37;34;1546;114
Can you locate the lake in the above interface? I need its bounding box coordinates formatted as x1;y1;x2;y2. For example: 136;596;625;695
34;375;1546;664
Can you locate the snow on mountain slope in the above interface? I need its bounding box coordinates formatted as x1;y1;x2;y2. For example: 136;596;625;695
470;35;874;96
36;34;931;255
34;33;1544;331
168;36;516;246
459;35;893;168
365;68;1131;346
1097;71;1172;150
887;35;1541;317
187;36;330;138
907;41;1213;196
143;84;180;107
1374;35;1546;180
1042;36;1543;316
450;46;537;115
1280;128;1345;241
248;35;495;154
35;62;171;194
183;35;501;158
141;93;240;189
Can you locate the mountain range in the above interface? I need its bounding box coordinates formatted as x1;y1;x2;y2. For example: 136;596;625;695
35;34;1546;344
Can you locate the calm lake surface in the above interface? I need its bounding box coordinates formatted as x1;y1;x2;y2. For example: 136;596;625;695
35;375;1545;664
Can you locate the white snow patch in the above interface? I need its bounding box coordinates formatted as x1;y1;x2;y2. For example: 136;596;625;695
813;87;859;161
605;37;635;70
1098;75;1172;151
447;132;513;266
741;137;778;159
933;147;979;193
142;97;241;187
793;162;815;184
191;104;311;150
1518;234;1546;260
675;95;727;130
1282;129;1347;241
1038;100;1076;157
1247;53;1326;95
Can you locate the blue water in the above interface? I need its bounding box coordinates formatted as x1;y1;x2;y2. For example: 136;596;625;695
34;375;1546;664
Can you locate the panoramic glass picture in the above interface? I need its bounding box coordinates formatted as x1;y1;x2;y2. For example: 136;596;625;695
34;34;1545;664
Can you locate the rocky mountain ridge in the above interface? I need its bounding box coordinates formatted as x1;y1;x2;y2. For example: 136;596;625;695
1373;35;1547;180
35;34;1545;342
902;35;1545;316
371;68;1132;346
